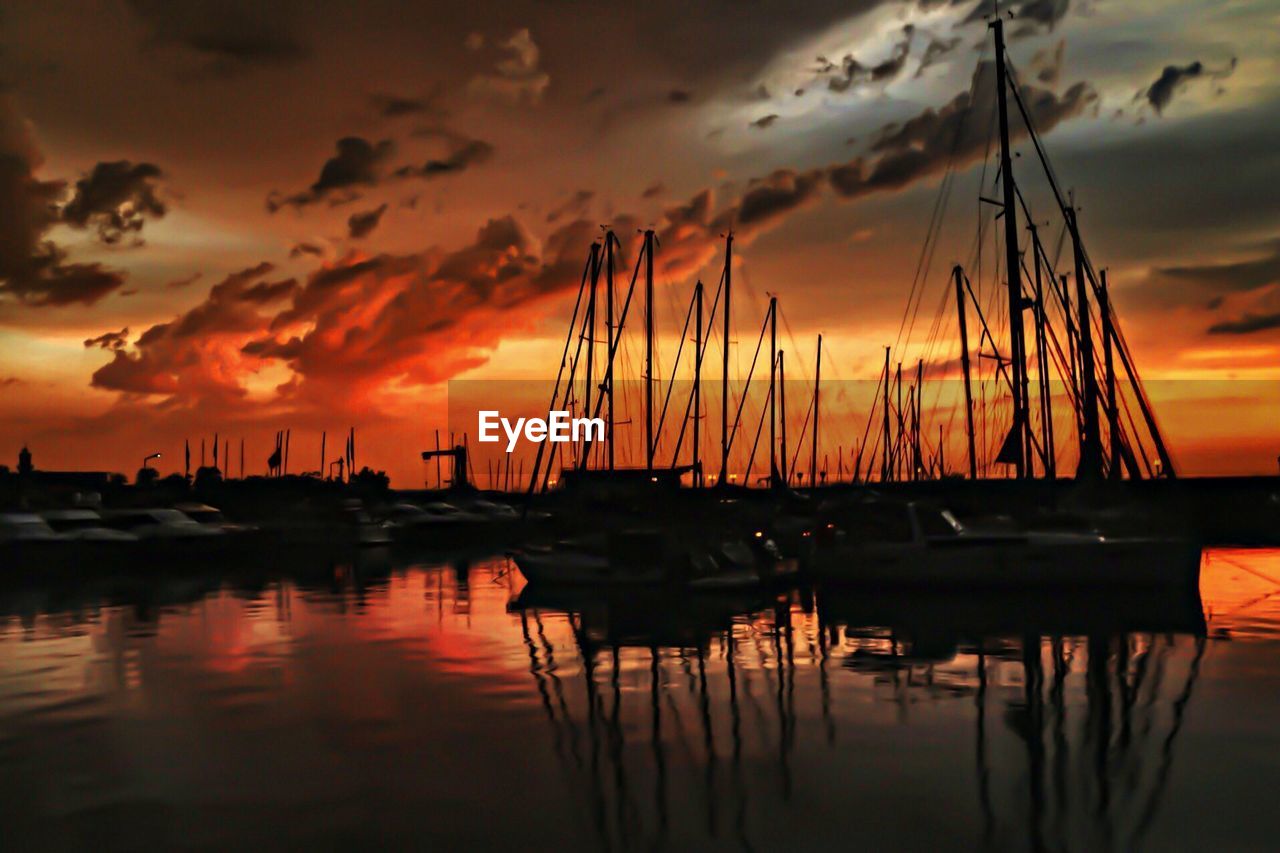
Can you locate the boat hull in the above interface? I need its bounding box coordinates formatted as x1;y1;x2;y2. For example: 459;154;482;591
513;550;673;586
809;537;1202;588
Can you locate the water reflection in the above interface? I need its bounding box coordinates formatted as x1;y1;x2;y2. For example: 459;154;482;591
0;548;1277;850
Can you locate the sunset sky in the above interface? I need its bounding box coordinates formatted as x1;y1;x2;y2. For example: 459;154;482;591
1;0;1277;485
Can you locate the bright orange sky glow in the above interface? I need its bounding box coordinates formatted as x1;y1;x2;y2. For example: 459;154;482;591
1;1;1277;485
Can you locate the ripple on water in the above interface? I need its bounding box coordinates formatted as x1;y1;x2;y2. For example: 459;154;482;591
0;550;1277;850
1201;547;1280;641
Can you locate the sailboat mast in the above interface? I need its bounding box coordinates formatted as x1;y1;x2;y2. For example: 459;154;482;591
585;242;599;461
769;296;778;486
779;350;788;485
1031;230;1056;480
605;231;616;472
992;16;1028;479
1069;207;1102;478
1101;270;1120;479
811;334;821;490
644;229;655;470
693;279;703;487
954;266;978;480
720;234;733;485
880;347;891;482
914;358;923;480
895;361;903;481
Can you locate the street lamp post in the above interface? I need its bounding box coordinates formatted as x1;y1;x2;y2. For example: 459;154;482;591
143;452;162;470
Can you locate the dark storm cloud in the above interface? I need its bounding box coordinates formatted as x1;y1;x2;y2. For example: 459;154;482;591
733;169;825;232
915;36;962;77
1145;62;1203;114
828;25;913;92
91;215;596;404
127;0;308;76
1030;40;1065;87
961;0;1071;34
0;259;124;307
165;272;203;289
84;328;129;350
828;60;1096;199
167;263;295;338
637;55;1098;271
1207;311;1280;335
1142;58;1236;115
238;278;301;304
267;137;393;211
89;262;298;396
1155;240;1280;294
0;95;126;307
392;138;494;180
347;203;388;239
545;190;593;224
289;242;325;259
370;90;446;119
61;160;166;245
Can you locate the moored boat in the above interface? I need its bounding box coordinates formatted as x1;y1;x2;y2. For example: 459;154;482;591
809;500;1201;588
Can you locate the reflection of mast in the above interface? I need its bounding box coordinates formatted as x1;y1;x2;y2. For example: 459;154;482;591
649;647;669;843
976;646;995;844
995;629;1207;851
695;644;720;836
522;610;608;847
724;627;753;850
1130;636;1205;842
772;597;793;799
1020;635;1047;852
520;611;567;763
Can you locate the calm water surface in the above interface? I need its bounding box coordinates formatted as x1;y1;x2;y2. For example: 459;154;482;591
2;548;1279;851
